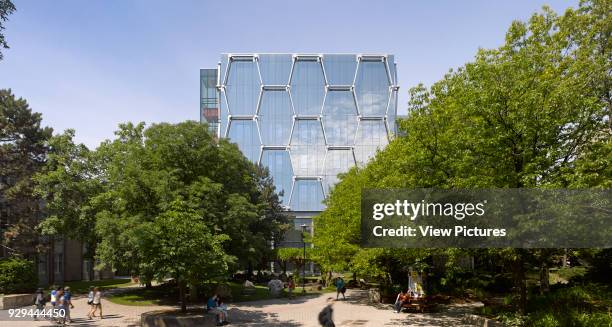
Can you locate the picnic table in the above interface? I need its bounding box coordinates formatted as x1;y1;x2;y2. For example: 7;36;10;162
401;296;433;313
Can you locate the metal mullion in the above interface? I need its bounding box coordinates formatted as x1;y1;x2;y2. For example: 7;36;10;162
256;87;264;116
385;86;393;117
288;177;296;209
254;54;263;86
320;55;329;88
319;118;328;147
287;86;296;116
289;56;297;85
288;115;297;147
382;56;392;86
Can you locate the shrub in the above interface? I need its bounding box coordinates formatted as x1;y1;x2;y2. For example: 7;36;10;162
0;258;37;294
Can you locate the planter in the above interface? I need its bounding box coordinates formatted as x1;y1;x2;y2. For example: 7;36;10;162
368;289;381;303
0;294;34;309
141;309;217;327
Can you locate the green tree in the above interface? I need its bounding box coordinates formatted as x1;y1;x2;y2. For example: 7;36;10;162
84;121;287;289
0;0;15;60
0;89;52;256
33;130;101;261
139;200;231;312
313;0;610;313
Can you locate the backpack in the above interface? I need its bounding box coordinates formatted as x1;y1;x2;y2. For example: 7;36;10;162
318;309;327;324
318;305;331;325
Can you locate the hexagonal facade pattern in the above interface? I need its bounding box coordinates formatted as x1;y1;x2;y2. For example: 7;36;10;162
217;53;398;212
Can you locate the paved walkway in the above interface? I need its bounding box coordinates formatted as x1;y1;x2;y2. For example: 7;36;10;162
1;289;481;327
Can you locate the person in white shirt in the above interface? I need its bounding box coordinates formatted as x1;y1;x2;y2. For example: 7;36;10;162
88;287;103;319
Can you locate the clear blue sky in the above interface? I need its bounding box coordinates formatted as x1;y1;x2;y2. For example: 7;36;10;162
0;0;577;148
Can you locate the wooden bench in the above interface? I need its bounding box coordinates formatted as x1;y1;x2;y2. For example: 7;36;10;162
240;287;256;296
401;297;433;313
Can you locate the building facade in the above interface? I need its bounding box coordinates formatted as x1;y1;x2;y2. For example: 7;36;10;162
201;53;398;244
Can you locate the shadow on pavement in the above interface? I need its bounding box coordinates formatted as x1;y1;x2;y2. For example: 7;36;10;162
231;293;322;308
226;307;302;327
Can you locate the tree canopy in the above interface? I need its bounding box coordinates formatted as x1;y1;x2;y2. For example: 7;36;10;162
313;0;610;312
0;89;52;256
35;121;290;291
0;0;15;60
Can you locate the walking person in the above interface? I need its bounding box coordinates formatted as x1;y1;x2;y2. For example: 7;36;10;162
88;287;103;319
287;276;296;299
50;286;59;309
335;277;346;300
34;288;46;320
318;297;335;327
63;287;74;323
56;288;66;325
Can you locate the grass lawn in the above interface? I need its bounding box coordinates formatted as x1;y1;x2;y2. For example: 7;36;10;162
107;282;334;306
53;278;135;294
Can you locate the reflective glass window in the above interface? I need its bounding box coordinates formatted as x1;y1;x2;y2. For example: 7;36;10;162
290;179;325;211
220;54;229;85
219;91;229;137
227;119;261;162
387;90;398;135
258;91;293;146
354;119;388;165
387;56;397;85
355;61;390;116
322;91;358;145
225;60;261;115
289;120;326;176
261;150;293;205
259;54;292;85
323;149;355;192
290;60;325;116
323;54;357;85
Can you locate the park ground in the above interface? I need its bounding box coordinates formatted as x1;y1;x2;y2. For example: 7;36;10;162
1;288;481;327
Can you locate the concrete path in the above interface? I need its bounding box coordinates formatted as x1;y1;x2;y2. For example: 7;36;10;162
227;289;480;327
1;289;481;326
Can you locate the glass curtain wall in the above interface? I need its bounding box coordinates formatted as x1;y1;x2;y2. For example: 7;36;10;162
217;53;398;212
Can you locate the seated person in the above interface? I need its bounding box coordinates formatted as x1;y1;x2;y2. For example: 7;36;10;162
267;278;283;297
206;294;226;326
243;279;255;288
394;289;408;313
218;299;229;321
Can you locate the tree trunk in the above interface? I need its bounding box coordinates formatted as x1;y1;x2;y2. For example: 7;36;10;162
511;256;527;314
145;281;152;289
539;263;549;294
189;283;198;302
178;278;187;313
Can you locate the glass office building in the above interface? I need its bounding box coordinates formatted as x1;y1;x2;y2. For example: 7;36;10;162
200;68;220;135
202;53;398;237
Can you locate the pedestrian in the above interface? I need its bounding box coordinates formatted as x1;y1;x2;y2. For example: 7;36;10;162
63;286;74;323
287;276;296;299
394;289;408;313
50;285;58;308
34;288;45;320
335;277;346;300
56;288;65;325
318;297;335;327
87;286;94;306
88;287;103;319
